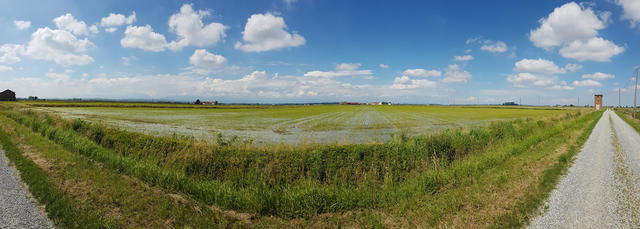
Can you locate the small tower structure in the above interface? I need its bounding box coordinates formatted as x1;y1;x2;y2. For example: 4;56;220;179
594;94;603;110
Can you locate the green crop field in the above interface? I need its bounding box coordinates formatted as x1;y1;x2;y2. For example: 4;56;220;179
29;102;569;145
0;101;600;227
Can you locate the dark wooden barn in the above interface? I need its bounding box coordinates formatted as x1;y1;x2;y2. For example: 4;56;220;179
0;89;16;101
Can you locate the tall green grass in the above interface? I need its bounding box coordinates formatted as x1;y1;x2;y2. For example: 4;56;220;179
44;111;578;185
0;126;109;228
0;106;586;219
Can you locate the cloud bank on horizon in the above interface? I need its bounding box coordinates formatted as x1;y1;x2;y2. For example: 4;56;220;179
0;0;637;105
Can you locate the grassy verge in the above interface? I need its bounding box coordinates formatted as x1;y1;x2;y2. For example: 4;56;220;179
616;109;640;133
491;110;602;227
385;110;601;227
0;122;107;228
0;115;243;227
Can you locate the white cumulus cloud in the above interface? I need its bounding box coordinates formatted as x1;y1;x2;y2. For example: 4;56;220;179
391;76;436;89
379;64;389;69
616;0;640;28
304;63;372;78
507;72;537;85
514;58;565;74
14;20;31;30
442;64;471;83
551;81;576;90
120;25;168;52
529;2;623;62
101;12;136;27
514;58;566;74
25;27;94;66
189;49;227;74
558;37;625;62
506;59;572;89
100;12;136;32
572;79;603;87
530;2;604;48
480;40;508;53
582;72;614;80
235;13;305;52
454;55;474;61
167;4;227;51
121;56;137;66
507;73;555;88
45;71;70;82
402;68;442;77
0;65;13;72
53;13;96;36
0;44;25;64
564;63;583;72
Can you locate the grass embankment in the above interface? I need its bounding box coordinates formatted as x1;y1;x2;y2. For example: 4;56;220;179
0;112;244;227
4;107;575;217
491;110;601;227
0;122;106;227
385;110;601;227
3;104;594;224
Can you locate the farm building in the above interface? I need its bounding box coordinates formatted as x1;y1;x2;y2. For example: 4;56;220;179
594;94;603;110
0;89;16;101
369;101;392;105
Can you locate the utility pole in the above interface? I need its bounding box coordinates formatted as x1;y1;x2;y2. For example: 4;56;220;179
578;96;580;107
538;96;540;106
635;67;639;118
619;88;621;108
519;96;522;106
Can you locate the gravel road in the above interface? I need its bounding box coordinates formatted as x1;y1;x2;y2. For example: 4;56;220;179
0;149;53;228
529;110;640;228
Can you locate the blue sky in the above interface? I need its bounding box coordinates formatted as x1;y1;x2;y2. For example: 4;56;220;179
1;0;639;105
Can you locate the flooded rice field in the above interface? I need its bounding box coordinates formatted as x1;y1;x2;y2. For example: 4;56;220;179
36;105;566;145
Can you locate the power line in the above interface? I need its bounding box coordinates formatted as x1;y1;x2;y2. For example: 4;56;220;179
635;67;639;118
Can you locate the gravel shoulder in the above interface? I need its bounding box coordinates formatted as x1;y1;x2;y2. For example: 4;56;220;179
0;148;53;228
529;110;640;228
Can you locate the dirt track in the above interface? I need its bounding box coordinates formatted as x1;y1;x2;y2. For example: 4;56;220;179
529;110;640;227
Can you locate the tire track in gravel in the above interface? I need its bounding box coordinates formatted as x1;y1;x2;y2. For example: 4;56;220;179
529;110;640;228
